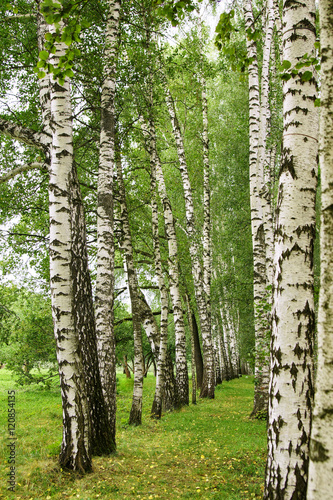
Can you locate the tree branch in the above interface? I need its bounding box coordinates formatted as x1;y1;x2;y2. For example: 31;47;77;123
0;163;46;184
0;117;50;151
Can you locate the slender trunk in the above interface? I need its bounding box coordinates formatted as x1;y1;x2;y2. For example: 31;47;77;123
95;0;121;445
185;292;197;404
116;150;144;426
244;0;271;418
123;355;131;378
307;2;333;496
214;335;222;385
216;322;226;381
202;76;211;346
264;0;318;494
162;73;215;398
142;114;189;407
49;33;91;472
219;306;233;381
221;303;239;379
192;312;204;389
148;124;171;419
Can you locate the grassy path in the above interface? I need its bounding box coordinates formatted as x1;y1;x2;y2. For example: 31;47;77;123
0;370;266;499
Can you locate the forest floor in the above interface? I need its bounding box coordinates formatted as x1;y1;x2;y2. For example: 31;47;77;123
0;369;266;500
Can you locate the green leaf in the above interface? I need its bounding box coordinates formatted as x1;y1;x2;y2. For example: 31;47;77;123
37;71;46;79
281;60;292;70
281;73;292;81
39;50;49;61
314;98;321;107
301;71;313;82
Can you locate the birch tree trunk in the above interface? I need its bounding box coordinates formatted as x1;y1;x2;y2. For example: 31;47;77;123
49;35;91;472
95;0;121;448
185;292;197;404
162;73;215;399
307;2;333;496
244;0;272;418
202;75;211;345
264;0;318;494
148;127;170;419
70;164;116;456
143;115;189;408
116;150;144;426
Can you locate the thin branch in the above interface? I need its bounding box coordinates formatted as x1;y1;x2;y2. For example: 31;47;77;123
0;163;46;184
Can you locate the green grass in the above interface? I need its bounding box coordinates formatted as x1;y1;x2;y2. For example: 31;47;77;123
0;370;267;500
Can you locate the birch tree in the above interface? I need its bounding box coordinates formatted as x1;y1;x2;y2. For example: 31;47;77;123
161;70;215;399
264;0;318;494
48;26;92;472
243;0;275;418
307;2;333;496
115;147;145;426
95;0;121;449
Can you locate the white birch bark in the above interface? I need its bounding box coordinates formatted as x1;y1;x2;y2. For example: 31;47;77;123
37;2;52;144
141;116;189;407
116;149;144;426
148;128;170;418
264;0;318;494
162;72;215;399
95;0;121;447
244;0;272;417
307;2;333;496
202;76;211;324
185;292;197;404
49;32;91;471
259;0;275;288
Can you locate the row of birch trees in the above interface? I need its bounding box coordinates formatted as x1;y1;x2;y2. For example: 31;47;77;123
214;0;332;496
1;0;332;497
0;0;250;474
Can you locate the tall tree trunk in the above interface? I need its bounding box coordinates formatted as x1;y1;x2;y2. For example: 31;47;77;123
49;33;91;472
264;0;318;494
40;8;115;459
95;0;121;449
162;73;215;398
244;0;272;418
185;292;197;404
116;149;144;426
148;125;170;419
218;304;233;381
307;2;333;496
142;115;189;408
192;312;204;389
71;164;116;456
201;75;212;352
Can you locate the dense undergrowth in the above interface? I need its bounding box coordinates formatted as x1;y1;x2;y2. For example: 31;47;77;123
0;370;266;499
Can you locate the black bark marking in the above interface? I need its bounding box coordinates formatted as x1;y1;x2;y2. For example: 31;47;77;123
280;153;297;179
310;439;329;462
